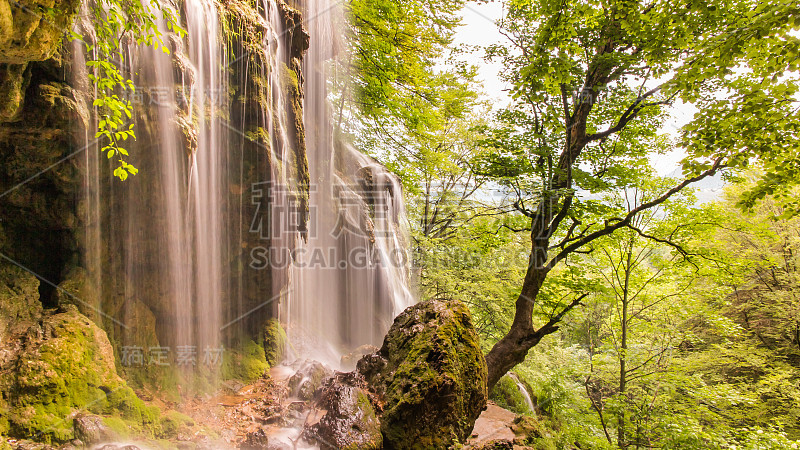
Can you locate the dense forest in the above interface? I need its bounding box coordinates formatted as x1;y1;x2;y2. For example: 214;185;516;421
1;0;799;447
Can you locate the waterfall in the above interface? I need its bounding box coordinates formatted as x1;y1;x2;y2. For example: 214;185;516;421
286;0;414;366
75;0;231;379
75;0;414;390
185;0;227;356
508;372;536;413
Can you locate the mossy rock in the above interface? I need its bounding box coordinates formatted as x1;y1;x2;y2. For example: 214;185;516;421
73;414;118;444
263;318;287;367
0;305;162;443
510;415;553;448
306;373;382;450
158;410;194;439
490;374;535;416
357;299;488;449
221;339;269;383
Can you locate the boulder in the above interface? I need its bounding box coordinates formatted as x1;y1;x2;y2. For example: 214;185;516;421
287;360;333;401
305;373;381;450
357;299;488;449
72;414;116;445
239;428;270;449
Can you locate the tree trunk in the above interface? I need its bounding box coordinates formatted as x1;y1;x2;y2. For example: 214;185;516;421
485;262;547;389
618;240;633;448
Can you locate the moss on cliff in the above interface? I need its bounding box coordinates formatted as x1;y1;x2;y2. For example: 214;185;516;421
0;0;80;64
0;304;163;443
221;339;269;383
0;63;30;121
490;374;534;416
263;318;287;366
0;263;41;342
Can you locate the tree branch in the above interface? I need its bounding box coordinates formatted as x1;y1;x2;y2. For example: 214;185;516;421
550;158;725;268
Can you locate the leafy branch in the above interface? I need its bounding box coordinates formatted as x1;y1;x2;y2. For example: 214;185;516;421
70;0;186;180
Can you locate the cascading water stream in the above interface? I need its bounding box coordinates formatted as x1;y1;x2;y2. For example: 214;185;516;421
185;0;227;356
509;372;536;413
75;0;228;379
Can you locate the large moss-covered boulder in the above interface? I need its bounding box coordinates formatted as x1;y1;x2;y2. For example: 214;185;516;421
357;299;488;449
0;305;161;443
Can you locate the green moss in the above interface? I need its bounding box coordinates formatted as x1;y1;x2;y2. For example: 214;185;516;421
2;306;165;443
263;318;287;366
221;339;269;382
0;63;29;122
356;390;377;422
510;415;560;449
0;1;11;45
0;0;81;64
490;375;534;416
102;416;130;439
280;62;299;94
159;410;194;439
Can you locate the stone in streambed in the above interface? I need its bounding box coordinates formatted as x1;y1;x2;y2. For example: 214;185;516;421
72;414;116;445
357;298;488;449
239;428;269;449
305;373;381;450
287;360;333;401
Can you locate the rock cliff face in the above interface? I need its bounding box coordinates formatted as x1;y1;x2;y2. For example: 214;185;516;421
1;0;86;304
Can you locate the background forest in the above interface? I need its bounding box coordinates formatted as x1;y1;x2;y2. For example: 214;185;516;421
340;0;800;447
